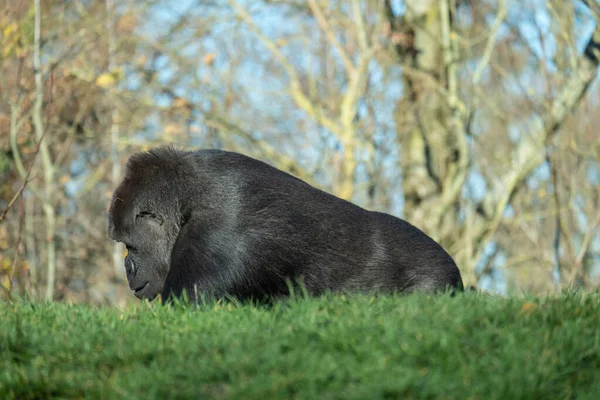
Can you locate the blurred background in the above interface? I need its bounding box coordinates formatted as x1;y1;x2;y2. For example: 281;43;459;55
1;0;599;305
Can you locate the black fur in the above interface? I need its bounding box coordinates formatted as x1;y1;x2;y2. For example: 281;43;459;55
108;146;464;302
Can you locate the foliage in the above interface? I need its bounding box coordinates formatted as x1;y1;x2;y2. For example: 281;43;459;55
1;292;599;399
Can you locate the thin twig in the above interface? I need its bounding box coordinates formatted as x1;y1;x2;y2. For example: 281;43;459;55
0;129;48;222
472;0;508;84
307;0;355;74
571;210;600;283
9;196;26;287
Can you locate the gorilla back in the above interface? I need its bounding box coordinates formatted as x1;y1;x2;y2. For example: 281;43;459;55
108;146;464;302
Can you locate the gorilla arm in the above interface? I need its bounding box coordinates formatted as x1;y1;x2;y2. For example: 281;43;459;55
160;215;249;302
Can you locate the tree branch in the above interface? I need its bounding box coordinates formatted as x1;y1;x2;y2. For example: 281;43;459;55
0;129;47;222
472;21;600;265
472;0;508;84
307;0;355;74
228;0;341;137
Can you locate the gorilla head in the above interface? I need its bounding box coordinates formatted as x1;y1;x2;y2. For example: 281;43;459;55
108;146;464;303
108;153;183;300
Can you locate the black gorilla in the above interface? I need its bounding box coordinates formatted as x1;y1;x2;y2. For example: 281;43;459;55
108;146;463;302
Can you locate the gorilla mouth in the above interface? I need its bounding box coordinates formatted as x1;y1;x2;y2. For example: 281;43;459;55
133;282;149;295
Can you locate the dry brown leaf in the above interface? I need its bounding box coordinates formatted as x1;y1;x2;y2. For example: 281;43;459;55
520;302;537;315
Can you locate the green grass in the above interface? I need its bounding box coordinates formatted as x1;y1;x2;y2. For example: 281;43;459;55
1;292;599;399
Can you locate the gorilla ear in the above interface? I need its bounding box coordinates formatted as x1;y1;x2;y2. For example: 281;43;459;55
136;211;164;226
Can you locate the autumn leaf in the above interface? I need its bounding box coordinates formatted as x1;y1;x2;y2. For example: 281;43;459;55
117;14;137;34
96;73;116;89
202;53;216;66
173;98;188;109
164;123;183;137
2;22;18;38
1;275;11;291
59;175;70;185
520;302;537;315
0;258;10;272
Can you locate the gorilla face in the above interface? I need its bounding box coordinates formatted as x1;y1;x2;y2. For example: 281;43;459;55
120;226;167;300
108;179;176;301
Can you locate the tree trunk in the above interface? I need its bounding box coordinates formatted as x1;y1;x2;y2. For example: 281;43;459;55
393;0;466;243
34;0;57;301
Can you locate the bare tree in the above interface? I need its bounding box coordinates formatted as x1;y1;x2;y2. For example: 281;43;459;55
2;0;598;302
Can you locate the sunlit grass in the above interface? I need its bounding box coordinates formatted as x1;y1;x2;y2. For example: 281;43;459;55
1;291;599;399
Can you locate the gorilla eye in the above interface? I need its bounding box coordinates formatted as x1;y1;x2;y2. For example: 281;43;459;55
126;244;137;253
137;211;154;218
136;211;163;225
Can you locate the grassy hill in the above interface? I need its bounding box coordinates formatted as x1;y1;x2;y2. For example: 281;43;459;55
1;292;599;399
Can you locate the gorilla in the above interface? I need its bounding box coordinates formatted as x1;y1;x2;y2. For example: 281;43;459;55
108;146;463;303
